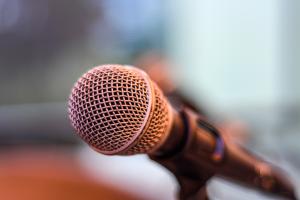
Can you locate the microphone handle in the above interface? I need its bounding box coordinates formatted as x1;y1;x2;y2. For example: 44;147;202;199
150;108;297;200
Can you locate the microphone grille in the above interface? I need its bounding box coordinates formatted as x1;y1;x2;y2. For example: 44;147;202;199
68;65;172;155
126;81;171;154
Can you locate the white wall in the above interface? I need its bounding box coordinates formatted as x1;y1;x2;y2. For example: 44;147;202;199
165;0;281;111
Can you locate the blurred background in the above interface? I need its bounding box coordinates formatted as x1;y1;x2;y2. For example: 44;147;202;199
0;0;299;199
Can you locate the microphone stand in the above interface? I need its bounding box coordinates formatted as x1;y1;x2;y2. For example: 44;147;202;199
149;108;297;200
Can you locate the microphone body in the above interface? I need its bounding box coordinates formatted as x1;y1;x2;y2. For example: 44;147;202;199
151;108;296;200
68;65;297;200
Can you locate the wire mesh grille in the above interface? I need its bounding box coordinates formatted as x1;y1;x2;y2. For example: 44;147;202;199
126;82;171;154
68;64;171;155
68;65;150;154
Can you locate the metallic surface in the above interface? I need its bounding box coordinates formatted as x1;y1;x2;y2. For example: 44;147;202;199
68;65;172;155
151;108;297;200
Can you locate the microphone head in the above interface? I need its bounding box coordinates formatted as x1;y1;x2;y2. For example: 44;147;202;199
68;64;173;155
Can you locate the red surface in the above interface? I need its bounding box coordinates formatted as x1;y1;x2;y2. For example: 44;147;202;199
0;148;140;200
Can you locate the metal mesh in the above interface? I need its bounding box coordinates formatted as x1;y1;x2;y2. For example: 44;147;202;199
68;64;171;155
126;82;171;154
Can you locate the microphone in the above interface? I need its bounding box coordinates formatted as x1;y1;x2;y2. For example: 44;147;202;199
68;64;297;200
